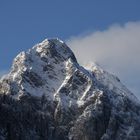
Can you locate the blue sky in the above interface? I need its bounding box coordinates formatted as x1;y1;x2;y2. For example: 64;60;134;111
0;1;140;98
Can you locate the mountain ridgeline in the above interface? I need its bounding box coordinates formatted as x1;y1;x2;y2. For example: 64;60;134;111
0;39;140;140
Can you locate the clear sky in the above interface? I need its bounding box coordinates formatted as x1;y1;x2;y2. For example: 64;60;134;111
0;1;140;98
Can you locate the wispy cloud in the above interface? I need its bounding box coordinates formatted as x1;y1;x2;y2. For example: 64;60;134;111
0;70;8;78
67;21;140;100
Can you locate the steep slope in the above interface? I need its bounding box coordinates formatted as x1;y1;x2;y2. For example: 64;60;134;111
0;38;140;140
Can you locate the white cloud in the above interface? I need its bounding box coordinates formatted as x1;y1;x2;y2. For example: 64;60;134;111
67;21;140;100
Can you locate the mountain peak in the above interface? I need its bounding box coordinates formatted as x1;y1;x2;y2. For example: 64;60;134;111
12;38;77;68
31;38;77;62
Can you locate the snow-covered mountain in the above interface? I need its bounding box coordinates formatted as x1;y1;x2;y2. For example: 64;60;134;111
0;38;140;140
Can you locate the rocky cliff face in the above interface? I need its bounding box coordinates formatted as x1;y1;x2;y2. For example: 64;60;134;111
0;38;140;140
